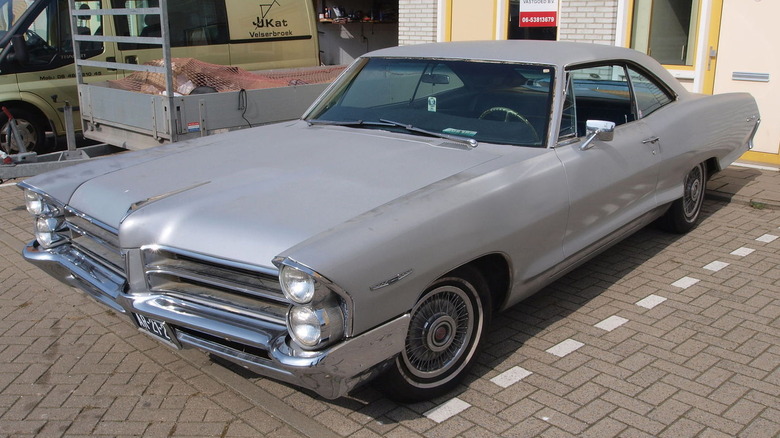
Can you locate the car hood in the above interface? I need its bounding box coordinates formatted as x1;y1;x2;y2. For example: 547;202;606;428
60;122;501;268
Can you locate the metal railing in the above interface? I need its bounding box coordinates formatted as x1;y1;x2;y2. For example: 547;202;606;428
67;0;174;100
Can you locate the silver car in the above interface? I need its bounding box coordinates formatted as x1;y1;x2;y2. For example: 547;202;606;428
20;41;760;401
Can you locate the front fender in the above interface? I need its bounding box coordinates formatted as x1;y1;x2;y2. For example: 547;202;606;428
281;148;569;335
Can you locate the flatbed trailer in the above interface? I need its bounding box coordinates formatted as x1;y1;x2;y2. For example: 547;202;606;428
1;0;341;179
70;0;341;150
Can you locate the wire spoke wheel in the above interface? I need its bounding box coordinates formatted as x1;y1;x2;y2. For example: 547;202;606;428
682;165;704;219
403;287;474;379
377;267;490;402
660;162;707;234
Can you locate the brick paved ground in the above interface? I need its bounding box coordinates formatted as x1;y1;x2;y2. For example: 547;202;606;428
1;165;779;437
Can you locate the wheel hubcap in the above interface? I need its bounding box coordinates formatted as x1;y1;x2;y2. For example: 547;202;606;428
425;314;456;352
1;119;37;153
403;287;475;379
683;166;703;218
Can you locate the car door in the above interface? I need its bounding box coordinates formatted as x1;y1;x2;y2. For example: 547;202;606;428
554;63;662;259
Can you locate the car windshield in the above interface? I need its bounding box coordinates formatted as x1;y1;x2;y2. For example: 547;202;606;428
306;57;555;147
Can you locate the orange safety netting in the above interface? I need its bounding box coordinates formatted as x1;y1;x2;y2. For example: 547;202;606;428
108;58;345;95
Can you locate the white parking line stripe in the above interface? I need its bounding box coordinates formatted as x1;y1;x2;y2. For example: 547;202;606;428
424;398;471;423
731;247;755;257
636;295;667;309
595;315;629;332
756;234;778;243
546;339;584;357
491;366;532;388
703;261;729;272
672;277;700;289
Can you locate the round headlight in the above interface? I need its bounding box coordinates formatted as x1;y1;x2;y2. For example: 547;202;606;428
24;190;44;215
289;306;322;347
35;216;65;248
280;266;316;304
36;216;62;233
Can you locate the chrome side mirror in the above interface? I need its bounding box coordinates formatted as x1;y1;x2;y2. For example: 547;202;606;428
580;120;616;151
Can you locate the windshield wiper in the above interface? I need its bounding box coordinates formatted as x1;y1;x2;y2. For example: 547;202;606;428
379;119;478;149
306;119;391;127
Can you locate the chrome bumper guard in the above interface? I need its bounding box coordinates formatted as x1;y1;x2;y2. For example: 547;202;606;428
24;240;410;399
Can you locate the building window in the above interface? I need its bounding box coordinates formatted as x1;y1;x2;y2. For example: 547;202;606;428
508;0;557;41
630;0;699;66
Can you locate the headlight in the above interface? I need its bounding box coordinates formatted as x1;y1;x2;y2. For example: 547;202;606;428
274;257;350;351
24;190;44;215
34;216;66;248
288;300;345;349
24;188;68;249
280;265;316;304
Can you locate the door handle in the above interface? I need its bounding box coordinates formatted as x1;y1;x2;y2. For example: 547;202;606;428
642;136;659;144
125;55;138;64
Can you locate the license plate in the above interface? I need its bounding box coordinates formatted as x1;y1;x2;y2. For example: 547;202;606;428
133;313;178;347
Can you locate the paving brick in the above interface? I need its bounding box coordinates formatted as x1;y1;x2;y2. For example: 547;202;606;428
3;168;780;437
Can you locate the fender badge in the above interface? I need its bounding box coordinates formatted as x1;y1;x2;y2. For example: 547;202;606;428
370;269;413;291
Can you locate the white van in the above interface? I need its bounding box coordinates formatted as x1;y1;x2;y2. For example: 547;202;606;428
0;0;320;152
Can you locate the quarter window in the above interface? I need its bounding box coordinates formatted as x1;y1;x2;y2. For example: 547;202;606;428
627;66;673;117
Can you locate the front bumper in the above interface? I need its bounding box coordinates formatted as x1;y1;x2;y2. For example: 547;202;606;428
24;240;410;399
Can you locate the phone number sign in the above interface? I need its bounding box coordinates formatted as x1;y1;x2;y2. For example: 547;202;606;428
519;0;558;27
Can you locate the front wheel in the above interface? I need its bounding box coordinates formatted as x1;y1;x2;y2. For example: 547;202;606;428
0;106;48;154
376;267;491;402
660;162;707;233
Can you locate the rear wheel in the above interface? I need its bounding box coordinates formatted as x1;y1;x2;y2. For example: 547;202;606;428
0;106;47;153
660;162;707;233
376;266;491;402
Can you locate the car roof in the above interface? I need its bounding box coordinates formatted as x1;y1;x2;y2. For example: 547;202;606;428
365;40;689;97
367;40;644;67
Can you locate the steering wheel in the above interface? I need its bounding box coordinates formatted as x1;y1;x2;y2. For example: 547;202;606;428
478;106;539;142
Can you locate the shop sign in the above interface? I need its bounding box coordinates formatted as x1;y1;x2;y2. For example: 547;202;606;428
518;0;559;27
225;0;313;41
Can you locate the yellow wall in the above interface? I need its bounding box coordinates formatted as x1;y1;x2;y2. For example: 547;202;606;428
445;0;500;41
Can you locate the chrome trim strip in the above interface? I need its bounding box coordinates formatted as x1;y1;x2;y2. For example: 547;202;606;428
161;289;288;324
66;214;120;248
143;244;278;276
65;206;119;235
123;181;211;221
370;269;413;291
144;258;285;303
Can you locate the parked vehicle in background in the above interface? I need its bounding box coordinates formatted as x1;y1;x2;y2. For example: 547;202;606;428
20;41;760;401
0;0;320;153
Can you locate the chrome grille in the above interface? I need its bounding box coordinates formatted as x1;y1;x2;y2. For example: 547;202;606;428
142;248;288;324
66;213;125;275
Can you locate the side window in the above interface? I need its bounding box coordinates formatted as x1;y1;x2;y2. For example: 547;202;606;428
62;0;104;55
6;0;102;72
23;1;58;66
113;0;228;50
567;64;635;137
558;74;577;140
627;67;673;118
